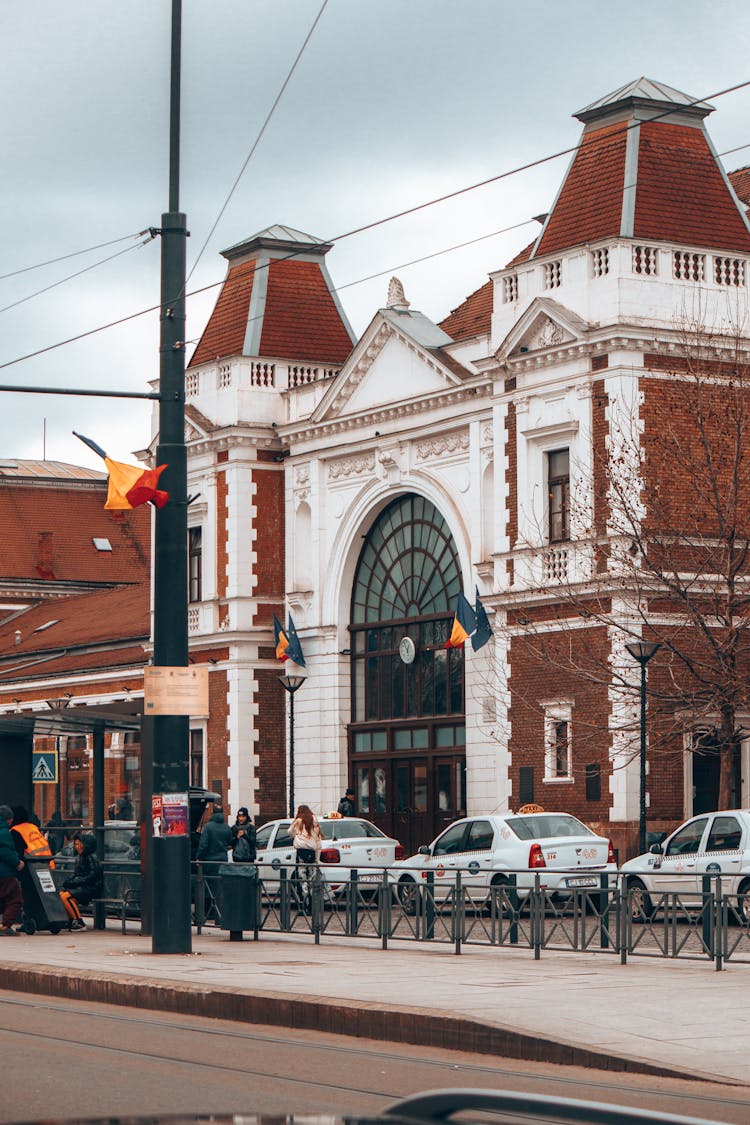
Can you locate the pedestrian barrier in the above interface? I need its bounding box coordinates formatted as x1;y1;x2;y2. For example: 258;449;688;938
70;863;750;969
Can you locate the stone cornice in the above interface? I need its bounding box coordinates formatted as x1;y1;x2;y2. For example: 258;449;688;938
284;380;491;445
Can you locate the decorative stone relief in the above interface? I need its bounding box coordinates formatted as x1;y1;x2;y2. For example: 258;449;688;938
481;422;494;446
328;453;375;480
535;317;566;349
416;431;470;461
386;276;410;310
294;465;310;486
328;323;393;414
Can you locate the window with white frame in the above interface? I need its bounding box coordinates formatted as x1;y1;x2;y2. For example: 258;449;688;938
190;728;204;788
188;526;203;603
503;274;519;303
591;248;609;277
632;245;658;275
547;448;570;542
544;704;573;780
544;260;562;289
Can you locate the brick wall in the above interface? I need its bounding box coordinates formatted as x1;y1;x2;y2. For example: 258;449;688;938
254;667;287;823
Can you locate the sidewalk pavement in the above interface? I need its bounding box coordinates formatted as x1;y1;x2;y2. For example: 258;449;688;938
0;922;747;1086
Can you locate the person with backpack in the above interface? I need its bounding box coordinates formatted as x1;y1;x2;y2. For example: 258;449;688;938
230;807;256;863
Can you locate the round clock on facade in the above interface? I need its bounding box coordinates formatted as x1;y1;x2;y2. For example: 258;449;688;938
398;636;416;664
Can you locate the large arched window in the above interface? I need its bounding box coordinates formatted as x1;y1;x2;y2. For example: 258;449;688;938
350;495;463;722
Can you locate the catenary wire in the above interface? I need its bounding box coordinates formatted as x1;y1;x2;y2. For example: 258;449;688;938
2;77;750;375
0;234;155;317
185;0;329;287
0;231;150;283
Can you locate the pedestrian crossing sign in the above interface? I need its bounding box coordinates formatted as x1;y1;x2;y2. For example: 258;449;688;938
32;750;57;784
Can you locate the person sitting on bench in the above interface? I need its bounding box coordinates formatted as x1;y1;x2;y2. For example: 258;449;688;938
59;833;103;931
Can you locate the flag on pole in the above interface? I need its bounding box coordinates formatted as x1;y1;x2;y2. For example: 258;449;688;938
273;615;289;662
446;592;477;649
471;587;493;652
73;432;169;510
285;614;307;667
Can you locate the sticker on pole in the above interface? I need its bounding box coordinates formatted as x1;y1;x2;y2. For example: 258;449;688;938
144;666;209;716
162;792;189;836
152;794;163;837
32;750;58;783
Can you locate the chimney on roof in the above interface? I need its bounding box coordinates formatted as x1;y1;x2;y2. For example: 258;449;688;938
35;531;55;580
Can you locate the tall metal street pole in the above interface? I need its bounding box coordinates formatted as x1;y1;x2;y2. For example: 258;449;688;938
279;674;306;818
152;0;191;954
625;641;661;856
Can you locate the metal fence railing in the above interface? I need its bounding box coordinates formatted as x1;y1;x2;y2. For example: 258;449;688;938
71;864;750;970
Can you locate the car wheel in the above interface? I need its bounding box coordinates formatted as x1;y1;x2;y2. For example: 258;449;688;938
627;877;654;921
397;875;418;915
489;874;511;915
737;879;750;925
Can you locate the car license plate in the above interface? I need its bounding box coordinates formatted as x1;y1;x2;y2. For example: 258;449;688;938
566;876;598;888
358;873;382;884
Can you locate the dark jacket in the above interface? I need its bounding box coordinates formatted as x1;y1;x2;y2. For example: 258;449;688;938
337;795;356;817
0;821;21;879
231;821;257;863
62;834;103;905
196;812;232;863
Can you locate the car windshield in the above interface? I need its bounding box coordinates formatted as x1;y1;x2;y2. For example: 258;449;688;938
332;819;385;840
506;814;594;840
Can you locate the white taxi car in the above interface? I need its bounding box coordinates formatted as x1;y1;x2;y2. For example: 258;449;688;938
389;810;616;908
620;808;750;920
255;815;403;891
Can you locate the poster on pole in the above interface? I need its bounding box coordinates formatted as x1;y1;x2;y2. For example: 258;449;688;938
162;792;189;836
151;794;163;837
144;666;209;716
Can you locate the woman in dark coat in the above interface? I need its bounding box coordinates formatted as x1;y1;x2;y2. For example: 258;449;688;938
230;807;256;863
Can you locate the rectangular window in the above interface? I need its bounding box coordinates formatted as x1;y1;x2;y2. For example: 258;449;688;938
544;705;572;780
673;251;705;282
190;729;204;788
544;260;562;289
714;256;746;286
547;448;570;543
585;763;601;802
519;766;535;805
188;527;202;603
591;248;609;277
632;245;658;276
503;274;518;303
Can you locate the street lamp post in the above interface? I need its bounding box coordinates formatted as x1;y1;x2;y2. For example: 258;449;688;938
625;640;661;855
279;674;306;817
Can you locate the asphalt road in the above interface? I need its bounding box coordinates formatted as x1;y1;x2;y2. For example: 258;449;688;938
1;990;749;1124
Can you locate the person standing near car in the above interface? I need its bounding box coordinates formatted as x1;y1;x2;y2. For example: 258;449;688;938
196;803;232;863
231;807;256;863
0;805;24;935
337;787;356;817
289;804;323;869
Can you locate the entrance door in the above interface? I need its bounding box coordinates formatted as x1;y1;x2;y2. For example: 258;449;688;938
434;756;466;837
693;738;741;814
393;759;431;855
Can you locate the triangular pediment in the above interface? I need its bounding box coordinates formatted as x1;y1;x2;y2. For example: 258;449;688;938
313;309;466;422
497;297;592;362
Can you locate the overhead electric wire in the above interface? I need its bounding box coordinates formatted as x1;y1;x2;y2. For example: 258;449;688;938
0;233;155;317
0;230;150;283
185;0;329;286
2;77;750;377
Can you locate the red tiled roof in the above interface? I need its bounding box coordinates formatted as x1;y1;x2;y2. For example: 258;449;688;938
0;483;150;585
505;240;536;268
259;258;354;362
438;280;493;341
189;260;256;368
634;123;750;250
0;583;149;661
535;122;628;257
729;167;750;207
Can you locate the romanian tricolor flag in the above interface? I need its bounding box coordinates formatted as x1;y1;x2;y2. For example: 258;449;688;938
446;592;476;649
74;432;169;510
273;615;289;662
273;613;307;667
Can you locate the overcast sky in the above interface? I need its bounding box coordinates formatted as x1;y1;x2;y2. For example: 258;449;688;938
3;1;750;468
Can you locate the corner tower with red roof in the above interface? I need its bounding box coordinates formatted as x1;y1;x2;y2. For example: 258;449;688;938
177;226;356;820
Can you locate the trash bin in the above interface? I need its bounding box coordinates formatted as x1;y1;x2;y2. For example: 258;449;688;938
218;862;258;940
